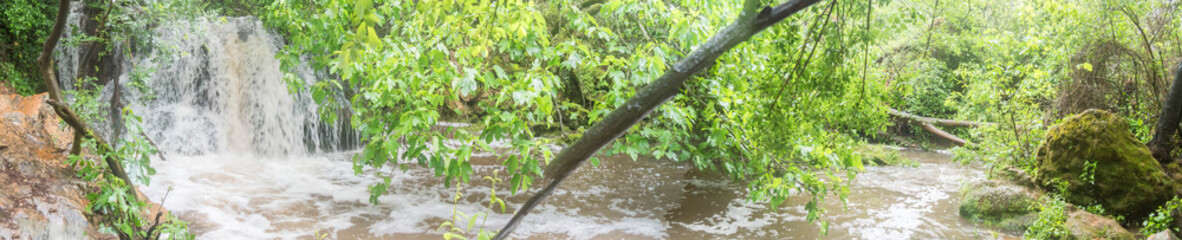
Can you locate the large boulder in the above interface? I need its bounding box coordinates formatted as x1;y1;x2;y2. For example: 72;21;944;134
1034;109;1174;218
1065;209;1135;239
960;181;1040;232
1149;230;1180;240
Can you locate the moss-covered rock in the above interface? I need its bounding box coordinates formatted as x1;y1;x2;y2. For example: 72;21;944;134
960;181;1040;232
1034;109;1174;219
1065;210;1135;240
854;144;919;167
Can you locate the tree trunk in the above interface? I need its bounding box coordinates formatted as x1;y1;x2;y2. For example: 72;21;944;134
1149;62;1182;164
918;121;968;146
37;0;137;207
491;0;821;239
47;100;133;190
110;76;123;148
887;108;990;128
886;108;981;146
37;0;69;103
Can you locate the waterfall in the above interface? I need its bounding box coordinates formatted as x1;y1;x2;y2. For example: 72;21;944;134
54;2;85;92
55;16;356;157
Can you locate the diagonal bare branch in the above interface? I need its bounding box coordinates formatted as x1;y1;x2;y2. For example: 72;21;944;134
491;0;822;239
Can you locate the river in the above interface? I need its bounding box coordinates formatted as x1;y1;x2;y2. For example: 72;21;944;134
140;148;1006;239
52;15;1008;239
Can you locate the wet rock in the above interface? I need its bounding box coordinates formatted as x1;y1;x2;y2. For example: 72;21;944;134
1149;230;1180;240
996;166;1037;189
960;180;1041;232
1034;109;1173;219
0;85;111;239
1064;210;1135;239
1165;162;1182;195
854;144;919;167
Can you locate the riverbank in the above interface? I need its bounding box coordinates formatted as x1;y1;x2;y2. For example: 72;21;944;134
0;85;178;239
0;85;102;239
136;137;1013;239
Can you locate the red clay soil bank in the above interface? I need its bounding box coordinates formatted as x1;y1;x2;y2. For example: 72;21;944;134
0;83;107;239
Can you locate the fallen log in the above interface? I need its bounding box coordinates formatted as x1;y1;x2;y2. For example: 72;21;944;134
917;121;968;146
886;108;985;146
887;108;991;128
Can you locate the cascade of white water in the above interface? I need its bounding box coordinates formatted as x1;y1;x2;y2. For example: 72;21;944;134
54;2;85;92
55;16;355;157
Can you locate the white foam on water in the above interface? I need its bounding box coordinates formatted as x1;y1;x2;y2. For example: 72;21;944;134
72;13;1006;240
674;195;804;236
140;153;380;238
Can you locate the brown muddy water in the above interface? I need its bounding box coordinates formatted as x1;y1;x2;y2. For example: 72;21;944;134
141;148;1010;239
84;15;1004;240
44;13;1012;239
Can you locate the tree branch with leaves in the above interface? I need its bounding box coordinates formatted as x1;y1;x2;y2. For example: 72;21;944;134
493;0;823;238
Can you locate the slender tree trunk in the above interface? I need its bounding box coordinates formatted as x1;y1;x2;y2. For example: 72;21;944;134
47;100;134;189
491;0;821;239
37;0;137;207
37;0;69;103
110;76;123;147
1149;62;1182;164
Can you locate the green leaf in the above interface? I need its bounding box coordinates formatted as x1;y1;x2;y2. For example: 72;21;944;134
356;23;368;43
820;220;829;235
365;13;381;26
468;214;479;230
367;26;381;47
355;0;372;16
602;0;624;14
852;155;864;171
563;51;582;69
496;199;507;213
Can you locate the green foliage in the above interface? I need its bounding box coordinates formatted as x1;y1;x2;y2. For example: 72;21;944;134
65;77;193;239
0;0;54;95
439;173;505;240
856;144;919;167
1025;195;1071;240
1080;159;1096;185
202;0;273;16
0;62;39;95
69;147;193;239
938;0;1182;192
895;59;956;118
49;0;209;232
1142;197;1182;236
262;0;889;236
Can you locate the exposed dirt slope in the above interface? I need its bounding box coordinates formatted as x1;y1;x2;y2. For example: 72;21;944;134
0;83;111;239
